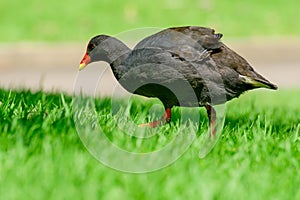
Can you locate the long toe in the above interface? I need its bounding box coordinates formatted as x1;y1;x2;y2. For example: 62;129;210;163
138;120;163;128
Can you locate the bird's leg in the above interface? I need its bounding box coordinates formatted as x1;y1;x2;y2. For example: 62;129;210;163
139;108;172;128
205;104;216;137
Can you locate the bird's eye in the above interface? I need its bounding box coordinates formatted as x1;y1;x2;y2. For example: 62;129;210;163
88;43;96;51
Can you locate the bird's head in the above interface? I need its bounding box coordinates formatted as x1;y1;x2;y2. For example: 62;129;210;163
79;35;112;70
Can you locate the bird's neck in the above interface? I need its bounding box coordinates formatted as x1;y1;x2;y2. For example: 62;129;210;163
106;45;131;66
95;37;131;79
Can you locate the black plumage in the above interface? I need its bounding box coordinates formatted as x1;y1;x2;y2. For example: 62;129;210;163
79;26;277;132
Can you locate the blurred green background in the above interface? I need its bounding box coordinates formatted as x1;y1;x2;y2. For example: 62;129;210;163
1;0;299;42
1;1;299;200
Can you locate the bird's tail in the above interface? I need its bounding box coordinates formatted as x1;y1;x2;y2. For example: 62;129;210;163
239;75;278;90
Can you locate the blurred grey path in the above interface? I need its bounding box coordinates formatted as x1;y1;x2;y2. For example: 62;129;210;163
0;40;299;96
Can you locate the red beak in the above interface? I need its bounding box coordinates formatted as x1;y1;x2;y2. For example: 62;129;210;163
79;52;91;70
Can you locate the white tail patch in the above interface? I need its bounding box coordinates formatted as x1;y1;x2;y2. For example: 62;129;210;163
239;75;272;89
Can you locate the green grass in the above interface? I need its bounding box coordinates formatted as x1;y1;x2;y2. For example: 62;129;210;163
0;0;299;42
0;88;299;199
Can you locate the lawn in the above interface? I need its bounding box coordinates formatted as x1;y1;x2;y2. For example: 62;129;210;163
0;88;299;199
1;0;299;199
0;0;299;41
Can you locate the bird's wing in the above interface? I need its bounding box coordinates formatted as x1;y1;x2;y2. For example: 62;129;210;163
169;26;223;50
134;26;223;53
125;46;212;71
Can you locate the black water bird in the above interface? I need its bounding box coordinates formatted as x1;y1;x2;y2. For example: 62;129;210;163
79;26;277;134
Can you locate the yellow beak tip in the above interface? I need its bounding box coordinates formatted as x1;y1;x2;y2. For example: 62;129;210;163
79;63;87;71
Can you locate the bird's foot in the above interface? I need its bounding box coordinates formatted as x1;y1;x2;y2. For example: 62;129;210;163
138;119;164;128
138;108;172;128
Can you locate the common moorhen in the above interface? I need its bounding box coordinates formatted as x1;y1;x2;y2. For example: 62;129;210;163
79;26;277;134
